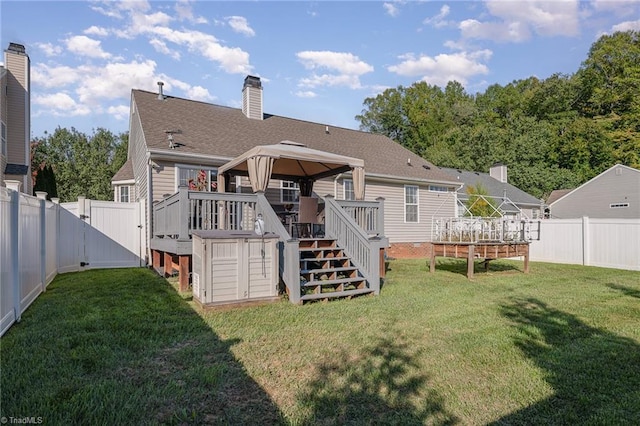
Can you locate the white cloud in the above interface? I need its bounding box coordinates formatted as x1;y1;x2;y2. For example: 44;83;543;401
149;38;181;60
226;16;255;37
388;50;492;87
460;19;531;43
185;86;215;102
297;51;374;89
107;104;130;120
384;2;400;17
175;0;208;24
33;92;92;117
424;5;451;28
84;26;109;37
65;35;112;59
461;0;580;42
297;51;374;75
32;64;81;88
295;91;318;98
75;59;159;105
611;19;640;32
35;42;63;57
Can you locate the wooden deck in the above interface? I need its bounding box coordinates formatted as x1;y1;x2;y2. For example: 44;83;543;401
429;241;530;279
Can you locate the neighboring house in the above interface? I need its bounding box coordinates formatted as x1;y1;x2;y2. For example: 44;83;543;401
548;164;640;219
111;159;135;203
0;43;31;194
113;75;460;258
439;163;543;219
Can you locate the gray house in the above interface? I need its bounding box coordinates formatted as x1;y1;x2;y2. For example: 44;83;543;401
548;164;640;219
1;43;31;194
439;163;543;219
112;75;461;302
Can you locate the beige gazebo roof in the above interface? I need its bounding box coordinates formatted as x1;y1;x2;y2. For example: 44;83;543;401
218;141;364;181
218;141;365;199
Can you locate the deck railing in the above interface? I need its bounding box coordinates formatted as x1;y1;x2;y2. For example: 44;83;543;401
153;187;259;240
325;196;387;294
431;217;540;243
335;198;385;236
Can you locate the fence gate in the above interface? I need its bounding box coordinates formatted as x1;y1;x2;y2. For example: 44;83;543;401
58;198;145;272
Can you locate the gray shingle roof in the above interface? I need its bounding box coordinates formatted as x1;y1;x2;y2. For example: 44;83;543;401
439;167;541;206
133;89;458;185
112;159;134;182
546;188;573;205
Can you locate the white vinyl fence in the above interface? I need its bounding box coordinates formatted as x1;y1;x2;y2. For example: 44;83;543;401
530;217;640;271
1;186;146;337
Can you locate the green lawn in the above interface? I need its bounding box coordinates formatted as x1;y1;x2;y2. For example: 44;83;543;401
1;259;639;425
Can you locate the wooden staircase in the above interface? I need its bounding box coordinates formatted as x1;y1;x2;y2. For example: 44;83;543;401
298;238;373;302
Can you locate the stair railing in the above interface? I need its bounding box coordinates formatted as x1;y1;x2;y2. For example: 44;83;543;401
324;195;386;295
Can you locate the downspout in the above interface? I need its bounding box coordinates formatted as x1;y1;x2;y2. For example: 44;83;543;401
146;153;153;264
333;173;343;199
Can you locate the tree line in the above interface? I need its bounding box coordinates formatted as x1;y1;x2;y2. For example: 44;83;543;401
356;30;639;199
31;127;128;202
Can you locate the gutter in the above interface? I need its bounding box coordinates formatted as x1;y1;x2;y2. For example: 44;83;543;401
147;149;234;165
365;172;459;187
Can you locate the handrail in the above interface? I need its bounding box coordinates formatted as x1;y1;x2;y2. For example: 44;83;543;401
325;195;385;294
152;187;260;239
256;193;301;303
335;198;385;236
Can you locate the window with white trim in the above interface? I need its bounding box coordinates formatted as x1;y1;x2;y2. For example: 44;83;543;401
405;185;419;223
428;185;449;192
280;180;299;203
343;179;355;201
177;166;218;192
119;185;130;203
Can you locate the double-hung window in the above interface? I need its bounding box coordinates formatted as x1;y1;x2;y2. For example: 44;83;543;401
343;179;355;201
281;180;300;203
119;186;130;203
405;185;419;223
177;166;218;192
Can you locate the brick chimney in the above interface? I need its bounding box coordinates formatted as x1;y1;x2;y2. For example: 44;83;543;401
490;162;507;183
242;75;263;120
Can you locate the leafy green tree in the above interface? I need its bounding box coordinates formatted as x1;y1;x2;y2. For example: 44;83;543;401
465;183;500;217
31;127;128;202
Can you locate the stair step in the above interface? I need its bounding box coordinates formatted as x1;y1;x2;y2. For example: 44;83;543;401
300;256;350;262
301;276;365;287
301;266;358;274
300;287;373;301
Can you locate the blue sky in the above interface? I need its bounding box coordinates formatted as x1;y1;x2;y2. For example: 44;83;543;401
2;1;639;139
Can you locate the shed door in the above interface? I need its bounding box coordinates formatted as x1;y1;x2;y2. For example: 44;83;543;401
247;239;276;298
210;240;240;302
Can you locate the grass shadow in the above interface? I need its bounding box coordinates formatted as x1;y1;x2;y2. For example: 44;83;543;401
0;268;286;425
492;298;640;424
433;258;522;277
297;333;458;425
606;283;640;299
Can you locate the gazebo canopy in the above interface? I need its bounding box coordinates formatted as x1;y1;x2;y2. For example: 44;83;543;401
217;141;365;199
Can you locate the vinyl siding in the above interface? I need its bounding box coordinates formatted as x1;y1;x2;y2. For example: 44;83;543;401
331;178;456;244
4;50;31;194
152;162;177;201
551;165;640;219
129;101;149;201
